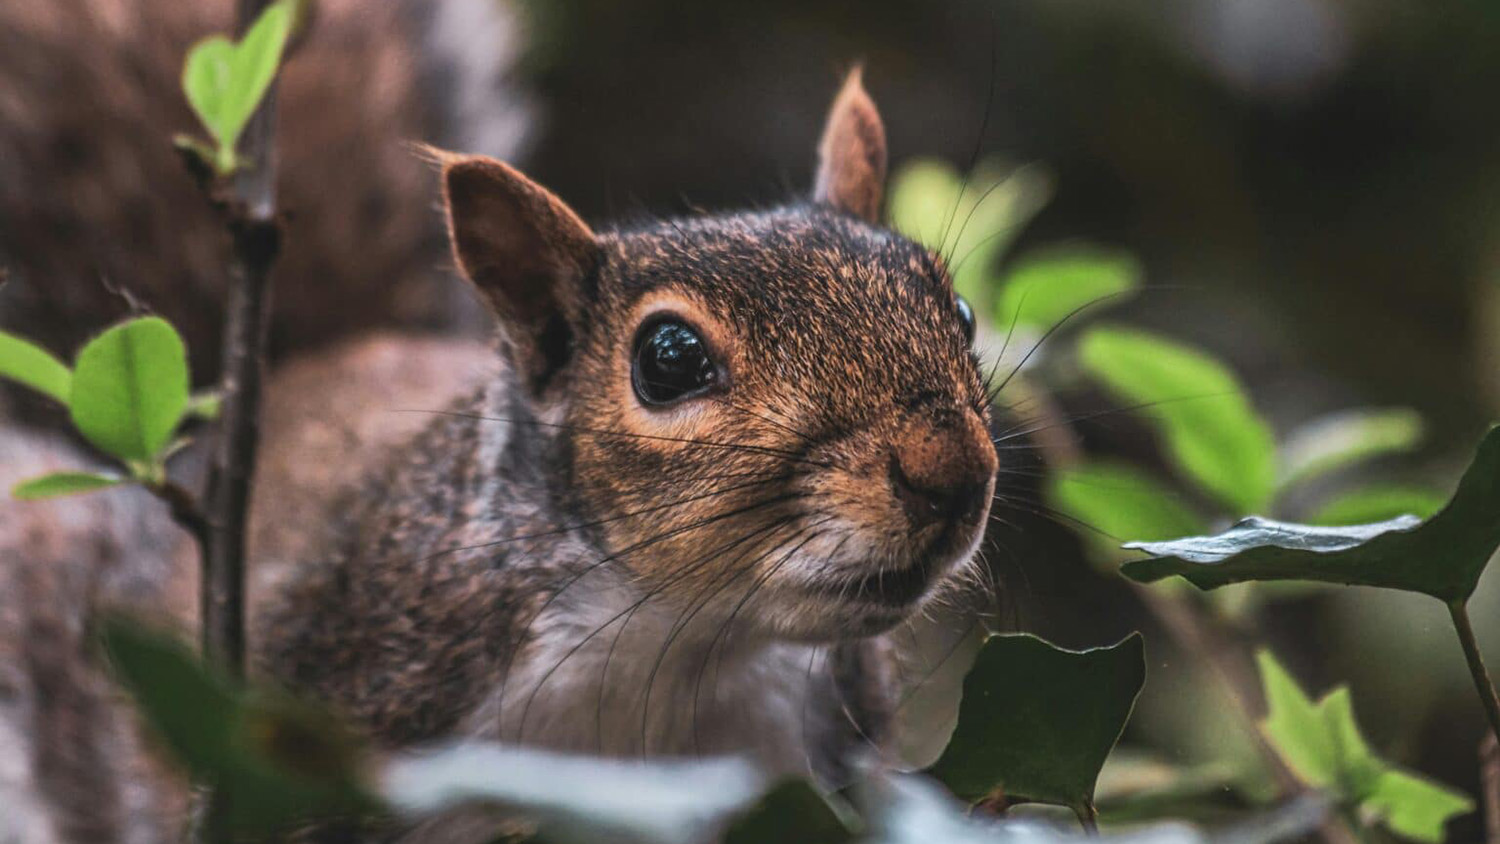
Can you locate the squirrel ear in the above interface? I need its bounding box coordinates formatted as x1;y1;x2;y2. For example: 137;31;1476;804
440;153;599;392
813;67;888;223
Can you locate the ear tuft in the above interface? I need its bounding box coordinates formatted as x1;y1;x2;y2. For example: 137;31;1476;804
440;153;598;393
813;67;888;223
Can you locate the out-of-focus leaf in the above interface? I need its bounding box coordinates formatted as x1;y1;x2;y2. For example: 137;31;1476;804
1309;485;1447;527
1047;461;1206;567
995;247;1140;334
888;159;963;252
69;317;189;462
12;471;124;499
100;618;372;833
887;158;1052;307
861;773;1326;844
380;743;765;844
1122;427;1500;601
1256;651;1471;842
1364;769;1477;843
928;633;1145;815
0;331;72;404
723;779;856;844
181;0;298;173
1279;408;1424;490
1077;327;1275;514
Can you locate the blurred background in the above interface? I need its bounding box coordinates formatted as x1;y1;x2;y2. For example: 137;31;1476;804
506;0;1500;835
3;0;1498;838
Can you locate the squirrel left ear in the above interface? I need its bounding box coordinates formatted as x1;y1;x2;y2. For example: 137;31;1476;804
813;67;888;223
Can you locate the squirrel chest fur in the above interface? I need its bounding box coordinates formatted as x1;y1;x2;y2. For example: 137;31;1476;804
257;70;999;789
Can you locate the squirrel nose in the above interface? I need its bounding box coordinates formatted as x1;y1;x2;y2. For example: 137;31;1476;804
889;409;998;527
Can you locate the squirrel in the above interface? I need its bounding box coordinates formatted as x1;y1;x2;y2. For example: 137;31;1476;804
254;68;1000;793
0;10;999;834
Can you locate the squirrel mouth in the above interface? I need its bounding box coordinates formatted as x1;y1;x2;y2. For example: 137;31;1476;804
824;518;980;609
841;560;938;607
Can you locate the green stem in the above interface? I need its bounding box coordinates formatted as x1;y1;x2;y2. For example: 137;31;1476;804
1073;801;1099;836
1448;599;1500;745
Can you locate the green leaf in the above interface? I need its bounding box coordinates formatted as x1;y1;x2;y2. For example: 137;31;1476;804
1122;426;1500;601
1046;461;1206;566
927;633;1145;814
1078;326;1276;513
0;331;72;404
12;471;124;499
1280;408;1424;490
995;247;1140;334
1309;485;1447;527
100;618;372;833
723;780;856;844
69;317;190;462
888;159;962;252
1366;769;1478;843
1256;651;1472;842
181;0;297;173
886;158;1051;308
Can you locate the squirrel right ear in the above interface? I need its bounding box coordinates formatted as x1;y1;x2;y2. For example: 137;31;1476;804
813;67;888;223
440;153;599;393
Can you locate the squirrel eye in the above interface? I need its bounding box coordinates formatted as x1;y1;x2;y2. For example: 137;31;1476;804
956;295;976;343
632;319;718;405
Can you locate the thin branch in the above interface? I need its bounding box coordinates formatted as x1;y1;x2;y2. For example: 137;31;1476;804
1074;801;1100;836
1481;733;1498;844
1448;599;1500;746
198;0;283;679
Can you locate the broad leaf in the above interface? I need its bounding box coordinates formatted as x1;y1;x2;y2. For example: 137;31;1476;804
1256;651;1471;842
723;780;855;844
69;317;189;462
381;743;765;844
1122;426;1500;601
182;0;297;173
995;247;1140;334
0;331;72;404
1279;408;1424;490
101;619;372;833
12;471;123;500
1047;461;1206;566
1310;485;1447;527
1078;327;1276;514
928;633;1146;814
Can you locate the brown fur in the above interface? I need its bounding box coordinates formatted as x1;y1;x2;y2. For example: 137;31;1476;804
813;68;888;223
0;0;526;411
259;71;997;786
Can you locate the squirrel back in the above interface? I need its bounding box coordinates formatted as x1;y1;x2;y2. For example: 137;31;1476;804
0;0;530;418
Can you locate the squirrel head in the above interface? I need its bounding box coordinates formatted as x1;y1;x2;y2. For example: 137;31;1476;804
439;69;998;641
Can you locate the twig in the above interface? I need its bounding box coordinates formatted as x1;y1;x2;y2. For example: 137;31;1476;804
1480;733;1498;844
1074;801;1100;836
197;0;282;681
1448;600;1500;746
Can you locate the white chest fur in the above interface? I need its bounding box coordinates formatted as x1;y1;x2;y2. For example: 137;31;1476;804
461;568;833;779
